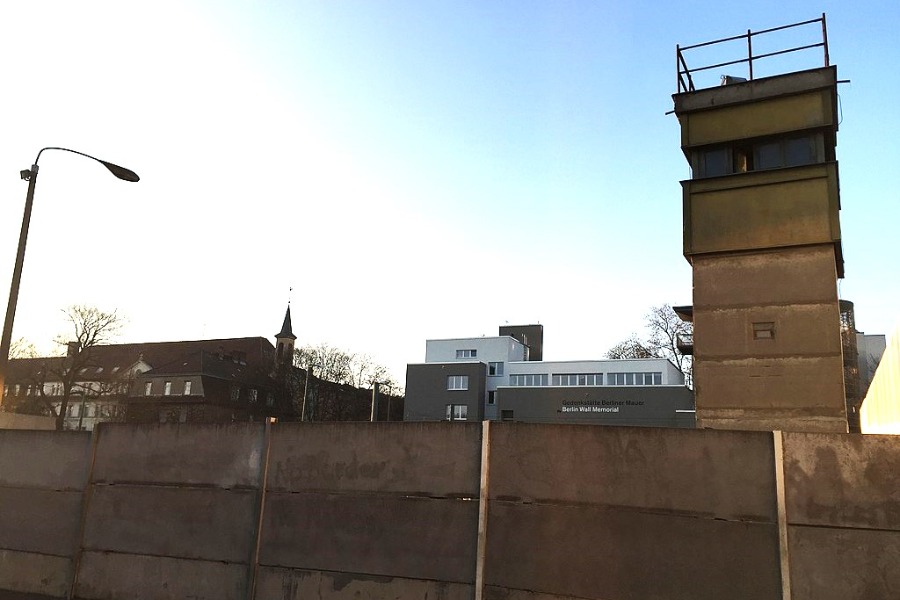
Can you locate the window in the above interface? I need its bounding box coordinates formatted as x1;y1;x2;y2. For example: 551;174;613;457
230;385;240;401
508;373;549;387
249;389;258;403
183;381;192;396
456;349;477;359
266;393;275;407
501;410;514;422
697;147;730;177
447;375;469;391
608;372;662;386
693;133;823;179
144;381;152;396
445;404;468;421
488;362;504;376
487;391;496;405
552;373;602;386
164;381;172;396
753;322;776;340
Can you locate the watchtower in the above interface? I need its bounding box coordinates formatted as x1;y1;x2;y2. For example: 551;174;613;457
672;15;847;432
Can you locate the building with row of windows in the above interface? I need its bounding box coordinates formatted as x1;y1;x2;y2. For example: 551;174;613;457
2;308;302;429
405;324;694;427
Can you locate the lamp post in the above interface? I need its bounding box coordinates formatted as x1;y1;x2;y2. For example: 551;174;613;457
0;147;139;407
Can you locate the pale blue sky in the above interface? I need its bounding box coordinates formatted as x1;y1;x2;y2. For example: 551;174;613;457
0;1;897;383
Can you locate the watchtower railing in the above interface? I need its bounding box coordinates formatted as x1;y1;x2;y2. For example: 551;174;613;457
676;14;829;93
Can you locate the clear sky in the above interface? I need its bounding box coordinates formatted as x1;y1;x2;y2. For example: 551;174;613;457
0;1;897;385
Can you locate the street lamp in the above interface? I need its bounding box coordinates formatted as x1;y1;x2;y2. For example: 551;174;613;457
0;147;139;407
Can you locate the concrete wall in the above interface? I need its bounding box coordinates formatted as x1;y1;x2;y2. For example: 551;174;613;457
692;246;847;433
0;412;56;430
484;424;781;600
257;422;481;599
0;430;92;598
2;423;900;599
75;423;267;600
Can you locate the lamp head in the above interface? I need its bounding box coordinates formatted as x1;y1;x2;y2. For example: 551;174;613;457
100;160;140;182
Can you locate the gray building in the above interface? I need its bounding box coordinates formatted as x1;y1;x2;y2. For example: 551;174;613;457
404;325;694;428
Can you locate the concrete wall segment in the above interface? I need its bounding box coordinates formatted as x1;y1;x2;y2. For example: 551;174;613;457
488;423;777;521
0;430;92;490
260;492;478;583
783;432;900;530
485;502;781;600
268;422;481;496
788;525;900;600
0;549;71;598
82;485;257;562
91;423;265;487
695;304;842;359
692;246;838;308
74;550;246;600
0;488;83;556
256;566;473;600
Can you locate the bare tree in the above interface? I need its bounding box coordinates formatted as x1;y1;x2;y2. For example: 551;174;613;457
605;335;660;360
606;305;692;386
291;343;400;422
645;305;692;380
26;305;125;430
9;337;38;359
293;344;398;390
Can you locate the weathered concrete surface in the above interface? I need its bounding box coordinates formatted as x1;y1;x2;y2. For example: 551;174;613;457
83;485;257;562
255;566;473;600
0;488;84;556
784;432;900;529
484;587;592;600
0;430;91;489
268;422;481;496
260;493;478;583
693;357;846;411
789;526;900;600
489;424;776;521
0;412;56;430
91;423;265;487
486;501;781;600
692;246;839;308
0;549;70;598
695;304;842;359
74;550;246;600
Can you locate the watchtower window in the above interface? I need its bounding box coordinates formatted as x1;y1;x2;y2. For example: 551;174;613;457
693;133;823;179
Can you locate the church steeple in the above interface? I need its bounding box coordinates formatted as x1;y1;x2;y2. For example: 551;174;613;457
275;304;297;364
